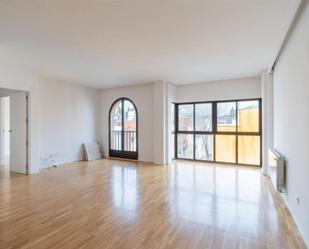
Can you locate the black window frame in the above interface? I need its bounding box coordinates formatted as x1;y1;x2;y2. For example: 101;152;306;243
171;102;176;161
175;98;262;166
109;97;138;160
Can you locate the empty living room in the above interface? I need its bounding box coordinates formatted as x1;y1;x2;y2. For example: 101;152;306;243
0;0;308;248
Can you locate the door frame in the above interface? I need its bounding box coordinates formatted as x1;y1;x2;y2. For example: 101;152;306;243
108;97;138;160
26;92;29;174
10;91;29;174
0;96;9;166
0;90;29;174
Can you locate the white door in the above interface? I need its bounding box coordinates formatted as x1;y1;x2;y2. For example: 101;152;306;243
10;92;28;174
0;97;10;166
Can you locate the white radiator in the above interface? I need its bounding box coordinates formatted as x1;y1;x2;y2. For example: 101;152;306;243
268;149;286;193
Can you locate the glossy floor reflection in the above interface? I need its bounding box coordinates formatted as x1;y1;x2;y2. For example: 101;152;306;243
0;159;305;249
168;162;262;228
112;164;138;211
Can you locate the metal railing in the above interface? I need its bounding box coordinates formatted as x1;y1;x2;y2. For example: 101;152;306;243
111;130;137;152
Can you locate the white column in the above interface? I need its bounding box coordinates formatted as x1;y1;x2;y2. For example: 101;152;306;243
165;82;176;164
153;81;166;165
261;70;274;176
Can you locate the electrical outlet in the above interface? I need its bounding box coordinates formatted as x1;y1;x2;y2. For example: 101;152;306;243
296;196;300;205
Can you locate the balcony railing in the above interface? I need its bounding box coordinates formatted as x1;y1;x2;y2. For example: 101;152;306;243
111;130;137;152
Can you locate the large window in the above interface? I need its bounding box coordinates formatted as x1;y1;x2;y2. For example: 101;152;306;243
175;99;261;166
109;98;138;160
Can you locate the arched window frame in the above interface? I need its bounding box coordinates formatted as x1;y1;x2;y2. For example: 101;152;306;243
109;97;138;160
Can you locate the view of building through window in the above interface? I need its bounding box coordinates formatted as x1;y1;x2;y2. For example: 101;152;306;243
238;100;259;132
176;99;261;166
110;99;137;154
178;104;194;131
195;103;212;131
195;134;213;160
110;100;122;150
217;102;237;132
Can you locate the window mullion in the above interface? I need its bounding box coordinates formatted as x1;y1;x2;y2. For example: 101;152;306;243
193;104;196;160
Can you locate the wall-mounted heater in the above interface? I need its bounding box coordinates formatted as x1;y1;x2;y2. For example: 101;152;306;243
268;149;286;193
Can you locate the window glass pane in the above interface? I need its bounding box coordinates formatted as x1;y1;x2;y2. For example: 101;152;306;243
123;100;136;131
177;134;193;159
238;136;260;165
171;103;175;132
123;100;137;152
178;105;193;131
170;133;175;160
195;135;213;161
217;102;236;132
215;135;236;163
110;100;122;150
195;103;212;131
238;100;259;132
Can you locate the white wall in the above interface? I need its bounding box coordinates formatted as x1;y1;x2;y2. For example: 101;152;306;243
273;2;309;246
100;84;154;162
166;82;176;164
176;77;261;103
0;63;100;172
38;77;100;168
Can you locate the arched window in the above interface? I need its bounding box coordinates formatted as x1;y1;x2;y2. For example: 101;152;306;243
109;98;138;160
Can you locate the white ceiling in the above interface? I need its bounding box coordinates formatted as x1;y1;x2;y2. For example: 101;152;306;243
0;0;300;89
